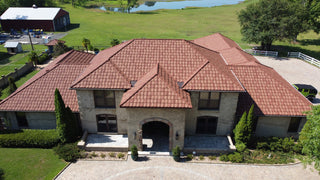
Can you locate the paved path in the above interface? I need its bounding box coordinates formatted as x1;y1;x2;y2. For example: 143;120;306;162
56;156;319;180
255;56;320;104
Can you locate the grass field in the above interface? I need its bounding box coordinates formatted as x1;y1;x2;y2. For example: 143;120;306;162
0;70;39;100
0;148;67;180
59;0;320;58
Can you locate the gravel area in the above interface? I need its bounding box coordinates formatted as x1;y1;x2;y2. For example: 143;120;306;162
56;156;319;180
255;56;320;104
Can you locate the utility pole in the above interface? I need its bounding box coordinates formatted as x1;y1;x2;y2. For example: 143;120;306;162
27;29;34;51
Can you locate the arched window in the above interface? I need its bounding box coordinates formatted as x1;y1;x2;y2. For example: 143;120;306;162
96;114;117;132
196;116;218;134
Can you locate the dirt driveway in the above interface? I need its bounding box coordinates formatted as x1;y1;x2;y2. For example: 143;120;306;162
255;56;320;104
56;156;319;180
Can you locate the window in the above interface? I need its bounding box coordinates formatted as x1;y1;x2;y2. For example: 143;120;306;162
198;92;220;110
196;116;218;134
96;114;117;132
288;117;301;133
94;91;115;108
16;112;28;128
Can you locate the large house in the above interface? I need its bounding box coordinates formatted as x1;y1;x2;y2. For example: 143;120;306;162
0;6;70;32
0;33;312;151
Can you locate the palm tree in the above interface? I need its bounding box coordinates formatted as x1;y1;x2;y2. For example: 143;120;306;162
82;38;91;52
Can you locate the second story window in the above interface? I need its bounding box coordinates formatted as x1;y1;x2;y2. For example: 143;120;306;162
198;92;220;110
94;91;115;108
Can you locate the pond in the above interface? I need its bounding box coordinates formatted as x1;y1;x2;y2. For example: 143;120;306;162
99;0;243;13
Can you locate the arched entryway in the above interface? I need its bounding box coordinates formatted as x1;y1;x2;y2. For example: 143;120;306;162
139;118;173;152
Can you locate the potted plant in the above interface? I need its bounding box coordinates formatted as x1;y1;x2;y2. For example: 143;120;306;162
131;145;138;161
172;146;181;162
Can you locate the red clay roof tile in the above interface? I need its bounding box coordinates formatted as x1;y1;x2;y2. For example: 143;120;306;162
192;33;240;51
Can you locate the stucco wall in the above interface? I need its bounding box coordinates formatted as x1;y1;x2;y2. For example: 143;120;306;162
2;112;55;129
26;112;56;129
185;92;239;136
255;116;307;138
76;90;127;134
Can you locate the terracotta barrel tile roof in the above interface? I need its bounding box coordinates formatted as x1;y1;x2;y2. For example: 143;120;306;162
120;64;192;108
192;33;240;51
232;65;312;116
0;50;94;112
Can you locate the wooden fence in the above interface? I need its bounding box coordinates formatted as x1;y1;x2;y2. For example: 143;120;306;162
287;52;320;68
0;62;34;89
244;49;278;57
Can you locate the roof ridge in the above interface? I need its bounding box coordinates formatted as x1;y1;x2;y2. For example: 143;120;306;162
120;65;158;106
157;65;191;106
109;60;130;82
70;40;134;88
182;60;209;88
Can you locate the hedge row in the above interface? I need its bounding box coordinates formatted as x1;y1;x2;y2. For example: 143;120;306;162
0;129;60;148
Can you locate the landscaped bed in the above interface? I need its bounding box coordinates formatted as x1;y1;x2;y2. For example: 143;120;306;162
80;151;128;161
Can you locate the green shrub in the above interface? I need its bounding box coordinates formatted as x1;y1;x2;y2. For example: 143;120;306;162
38;53;51;64
131;145;138;156
109;152;116;157
255;137;298;153
199;155;204;160
91;152;98;157
0;168;4;178
110;39;120;46
53;143;82;162
117;152;125;159
187;154;193;160
228;152;244;163
0;129;59;148
219;154;229;162
209;156;217;160
100;153;106;158
236;143;247;153
88;44;94;51
172;146;181;161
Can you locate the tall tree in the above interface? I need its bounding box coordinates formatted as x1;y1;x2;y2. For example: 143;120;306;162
238;0;308;50
28;51;38;67
82;38;90;52
246;104;254;143
54;88;80;143
55;88;68;143
233;111;247;145
8;77;17;94
126;0;139;13
299;105;320;172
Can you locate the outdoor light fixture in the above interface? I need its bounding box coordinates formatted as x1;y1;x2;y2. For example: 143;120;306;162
176;131;179;140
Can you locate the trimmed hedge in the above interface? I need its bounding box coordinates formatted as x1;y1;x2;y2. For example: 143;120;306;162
0;129;60;148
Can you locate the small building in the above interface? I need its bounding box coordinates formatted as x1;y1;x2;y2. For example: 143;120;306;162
0;6;70;32
45;39;66;53
4;42;23;54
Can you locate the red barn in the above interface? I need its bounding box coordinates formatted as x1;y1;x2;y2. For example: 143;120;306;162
0;6;70;32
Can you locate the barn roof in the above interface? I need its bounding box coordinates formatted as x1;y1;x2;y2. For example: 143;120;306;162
0;7;64;20
4;42;20;48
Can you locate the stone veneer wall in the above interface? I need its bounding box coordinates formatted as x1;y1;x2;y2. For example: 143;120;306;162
185;92;239;136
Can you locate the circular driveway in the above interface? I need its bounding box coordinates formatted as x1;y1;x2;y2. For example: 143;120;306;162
56;156;319;180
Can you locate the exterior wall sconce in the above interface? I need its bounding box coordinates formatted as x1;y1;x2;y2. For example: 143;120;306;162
175;131;179;140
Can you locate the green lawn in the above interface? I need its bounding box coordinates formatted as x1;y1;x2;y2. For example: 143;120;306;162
59;0;320;58
0;45;46;76
0;148;67;180
0;70;39;100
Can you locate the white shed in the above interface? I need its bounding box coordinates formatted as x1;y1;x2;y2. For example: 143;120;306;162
4;42;23;54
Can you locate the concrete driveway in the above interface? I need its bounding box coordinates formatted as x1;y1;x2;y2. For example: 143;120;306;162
56;156;319;180
255;56;320;104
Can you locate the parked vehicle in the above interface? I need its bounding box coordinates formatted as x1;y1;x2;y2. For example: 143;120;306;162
293;84;318;102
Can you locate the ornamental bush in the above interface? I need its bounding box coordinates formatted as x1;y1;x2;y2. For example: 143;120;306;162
0;129;59;148
228;152;244;163
53;143;82;162
172;146;181;161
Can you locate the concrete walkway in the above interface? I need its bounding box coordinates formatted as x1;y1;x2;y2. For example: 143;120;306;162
56;156;319;180
255;56;320;104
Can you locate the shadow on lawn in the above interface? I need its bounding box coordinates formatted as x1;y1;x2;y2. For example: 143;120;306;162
297;39;320;46
272;45;320;60
56;24;80;32
0;52;12;63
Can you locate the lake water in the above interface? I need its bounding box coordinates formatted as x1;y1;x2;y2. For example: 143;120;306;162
99;0;243;13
